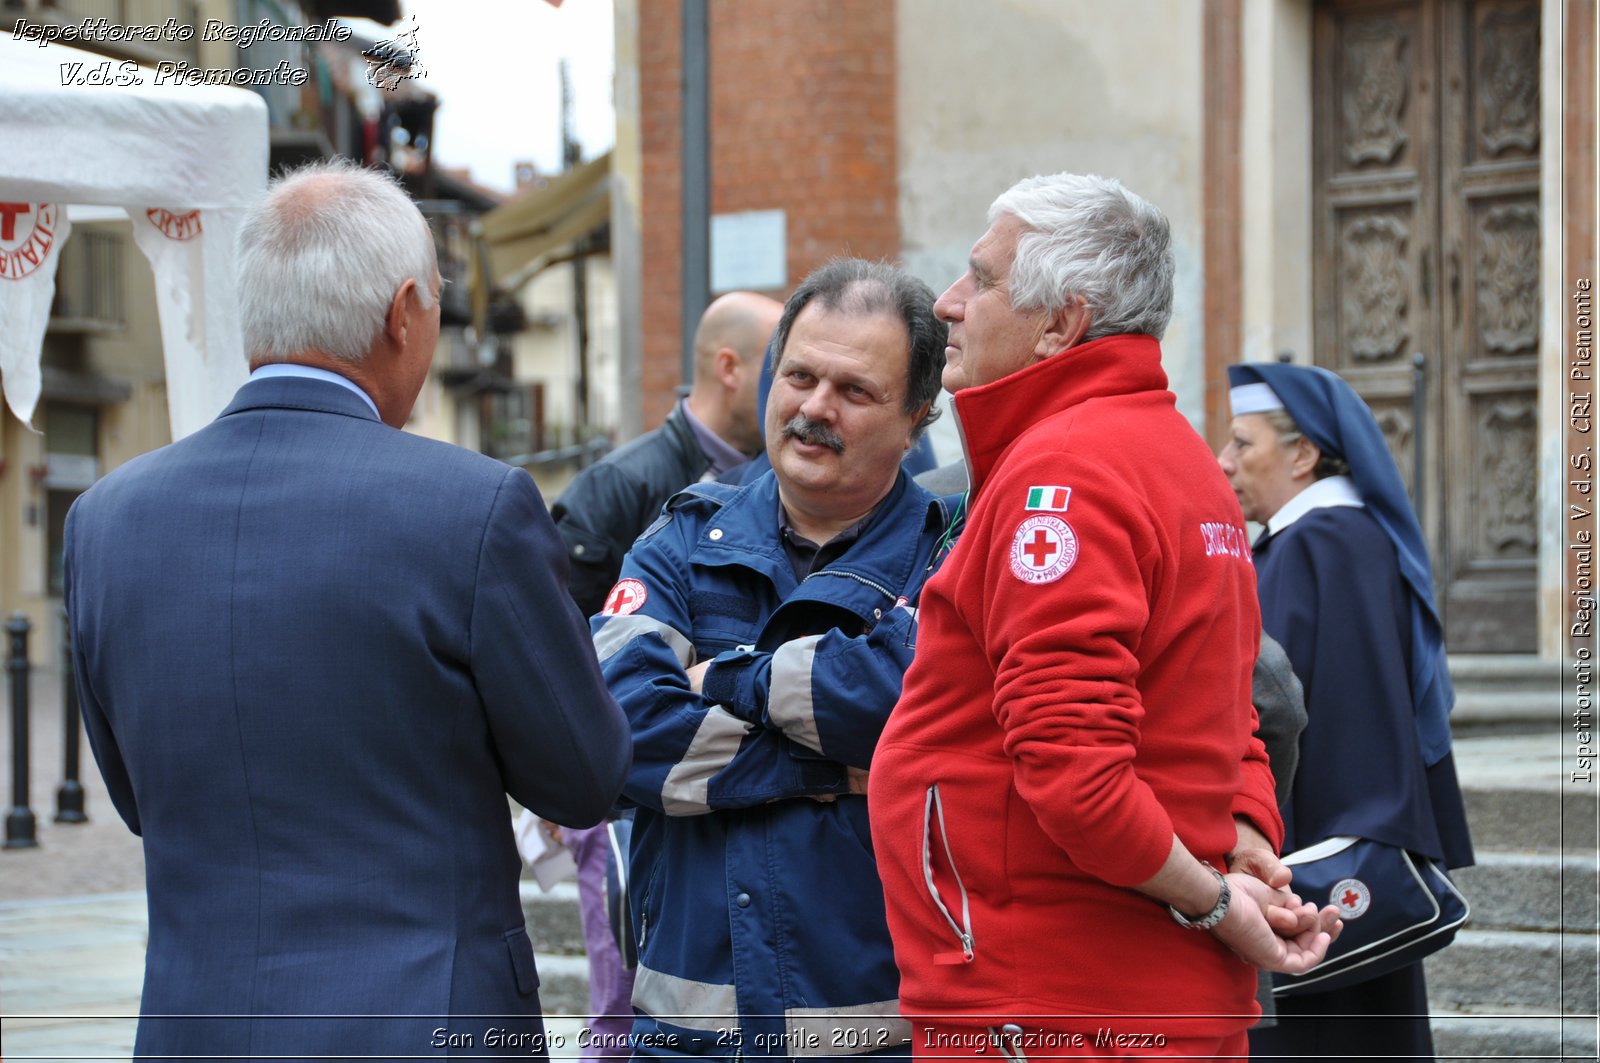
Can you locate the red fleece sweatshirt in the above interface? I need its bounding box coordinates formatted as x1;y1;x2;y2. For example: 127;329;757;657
869;334;1282;1038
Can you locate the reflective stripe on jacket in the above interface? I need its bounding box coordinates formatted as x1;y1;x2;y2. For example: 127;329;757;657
595;469;955;1057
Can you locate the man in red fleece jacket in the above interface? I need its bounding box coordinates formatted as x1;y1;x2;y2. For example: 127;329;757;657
868;173;1340;1059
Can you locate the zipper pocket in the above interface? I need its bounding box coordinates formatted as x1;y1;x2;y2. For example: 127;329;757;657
638;854;662;950
922;784;975;965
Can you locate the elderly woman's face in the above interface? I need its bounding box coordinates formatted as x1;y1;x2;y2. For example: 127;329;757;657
1218;414;1306;525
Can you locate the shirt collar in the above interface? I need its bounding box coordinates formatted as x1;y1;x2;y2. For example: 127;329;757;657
777;500;875;583
779;505;872;552
250;363;380;419
679;398;747;478
1267;474;1364;535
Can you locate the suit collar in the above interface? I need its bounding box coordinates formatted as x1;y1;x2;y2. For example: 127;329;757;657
220;376;384;424
250;363;380;417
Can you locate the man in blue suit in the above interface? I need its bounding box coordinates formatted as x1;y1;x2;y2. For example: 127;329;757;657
63;159;632;1058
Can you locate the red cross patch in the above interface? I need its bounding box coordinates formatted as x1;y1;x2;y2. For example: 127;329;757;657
1330;877;1371;919
602;578;649;616
1009;515;1079;584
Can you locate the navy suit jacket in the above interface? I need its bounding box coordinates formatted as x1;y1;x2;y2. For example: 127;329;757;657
63;376;632;1058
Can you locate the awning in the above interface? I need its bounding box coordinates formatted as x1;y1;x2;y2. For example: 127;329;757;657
469;151;610;331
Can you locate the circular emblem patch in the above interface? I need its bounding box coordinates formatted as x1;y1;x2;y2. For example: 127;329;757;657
1009;514;1079;584
602;578;648;617
1331;877;1371;919
0;203;59;281
146;208;203;242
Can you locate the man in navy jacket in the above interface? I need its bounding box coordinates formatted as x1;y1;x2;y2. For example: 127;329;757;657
63;159;631;1058
593;259;953;1062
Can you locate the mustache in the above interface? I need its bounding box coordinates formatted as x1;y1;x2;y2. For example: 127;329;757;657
781;415;845;455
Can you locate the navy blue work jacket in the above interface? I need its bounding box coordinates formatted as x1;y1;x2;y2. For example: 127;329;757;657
593;469;956;1061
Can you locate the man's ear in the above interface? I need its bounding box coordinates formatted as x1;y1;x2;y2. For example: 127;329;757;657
1037;299;1092;358
902;402;933;450
385;278;420;347
714;346;744;389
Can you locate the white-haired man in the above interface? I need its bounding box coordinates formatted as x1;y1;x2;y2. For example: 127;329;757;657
868;174;1339;1058
64;158;631;1058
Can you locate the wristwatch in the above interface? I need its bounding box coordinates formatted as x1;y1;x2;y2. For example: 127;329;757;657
1168;864;1231;930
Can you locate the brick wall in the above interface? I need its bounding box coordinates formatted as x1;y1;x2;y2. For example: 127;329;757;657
637;0;899;430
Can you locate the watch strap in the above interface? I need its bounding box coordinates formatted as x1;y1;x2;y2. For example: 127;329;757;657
1168;864;1231;930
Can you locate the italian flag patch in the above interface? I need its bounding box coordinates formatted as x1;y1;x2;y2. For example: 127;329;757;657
1025;485;1072;512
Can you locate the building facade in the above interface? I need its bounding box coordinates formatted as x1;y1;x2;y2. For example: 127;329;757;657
0;0;571;659
612;0;1595;665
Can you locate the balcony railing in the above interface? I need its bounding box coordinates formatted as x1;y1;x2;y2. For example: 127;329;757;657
50;229;125;333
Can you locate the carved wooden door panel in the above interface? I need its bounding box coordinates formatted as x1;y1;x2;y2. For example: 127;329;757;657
1313;0;1539;652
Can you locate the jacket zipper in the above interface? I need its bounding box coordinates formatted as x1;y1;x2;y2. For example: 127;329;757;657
922;784;975;964
800;568;896;602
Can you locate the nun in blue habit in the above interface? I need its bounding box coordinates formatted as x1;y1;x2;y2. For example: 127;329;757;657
1219;363;1474;1062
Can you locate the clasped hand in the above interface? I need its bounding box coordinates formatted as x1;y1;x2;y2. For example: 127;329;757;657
1216;848;1343;974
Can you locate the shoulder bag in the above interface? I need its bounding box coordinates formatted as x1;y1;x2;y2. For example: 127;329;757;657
1273;835;1469;997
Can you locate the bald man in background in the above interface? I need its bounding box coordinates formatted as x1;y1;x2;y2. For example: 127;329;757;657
553;291;785;614
547;291;783;1059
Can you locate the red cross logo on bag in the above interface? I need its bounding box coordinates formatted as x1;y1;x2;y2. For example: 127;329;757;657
1331;877;1371;919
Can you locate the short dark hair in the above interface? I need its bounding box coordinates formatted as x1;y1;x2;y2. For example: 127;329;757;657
770;258;946;438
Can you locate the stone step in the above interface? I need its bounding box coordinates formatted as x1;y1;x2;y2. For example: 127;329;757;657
1447;655;1566;731
1461;786;1598;853
1453;732;1597;852
1450;852;1599;933
1425;929;1597;1015
521;879;610;1021
1431;1010;1600;1061
522;880;588;956
530;952;594;1018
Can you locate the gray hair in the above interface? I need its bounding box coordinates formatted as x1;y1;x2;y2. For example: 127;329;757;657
1262;409;1353;481
771;258;946;439
989;173;1174;341
238;158;437;364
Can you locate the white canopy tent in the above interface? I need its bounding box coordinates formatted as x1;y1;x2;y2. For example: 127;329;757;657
0;36;269;439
